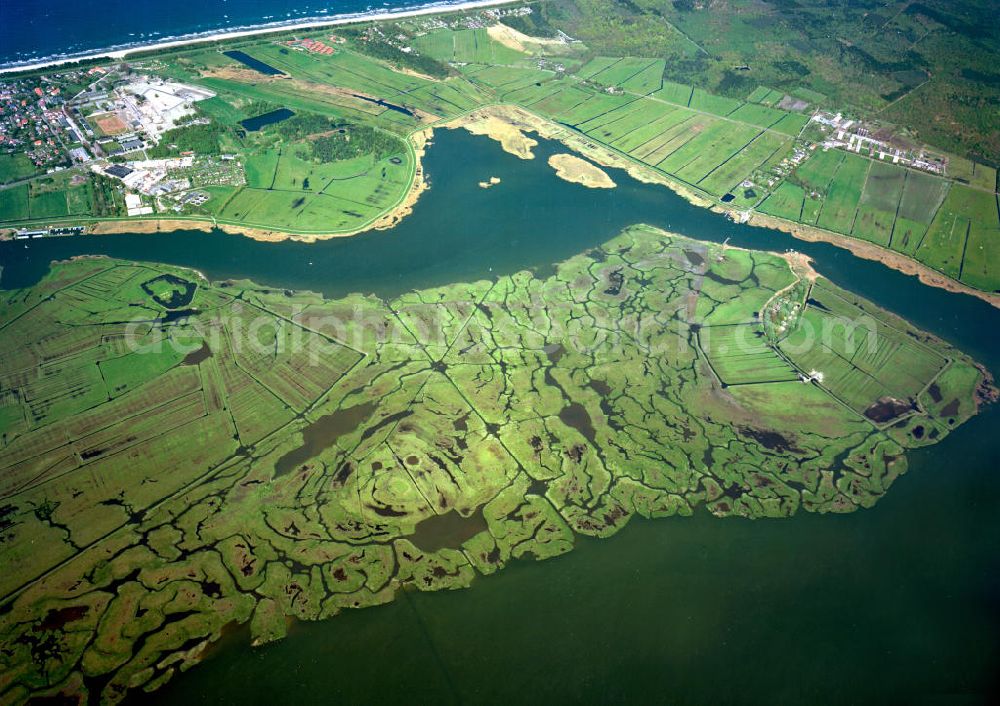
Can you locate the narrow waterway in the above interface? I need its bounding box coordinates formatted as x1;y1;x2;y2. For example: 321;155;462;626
3;130;997;364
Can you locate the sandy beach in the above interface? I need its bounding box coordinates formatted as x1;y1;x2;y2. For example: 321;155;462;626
0;0;517;75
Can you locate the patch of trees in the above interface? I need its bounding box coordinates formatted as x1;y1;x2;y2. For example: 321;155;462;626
91;174;120;216
310;124;403;163
772;59;810;78
268;112;403;162
904;3;993;41
338;27;450;79
501;10;560;38
839;45;926;76
149;123;225;158
960;68;1000;89
662;57;709;84
273;113;338;140
546;0;693;59
612;0;644;15
236;100;281;122
716;69;756;98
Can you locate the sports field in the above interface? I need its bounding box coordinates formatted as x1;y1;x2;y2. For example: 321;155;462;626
90;112;129;136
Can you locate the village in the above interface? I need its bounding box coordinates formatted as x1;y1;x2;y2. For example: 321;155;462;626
809;110;947;175
0;68;94;178
1;64;249;232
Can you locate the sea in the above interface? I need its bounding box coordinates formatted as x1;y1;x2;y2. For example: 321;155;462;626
2;130;998;703
0;0;451;69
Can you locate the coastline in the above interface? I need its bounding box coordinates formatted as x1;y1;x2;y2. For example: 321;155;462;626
743;211;1000;310
0;0;518;75
547;153;617;189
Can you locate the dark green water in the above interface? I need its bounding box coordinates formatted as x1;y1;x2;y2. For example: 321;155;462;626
2;130;998;704
146;408;1000;705
239;108;296;133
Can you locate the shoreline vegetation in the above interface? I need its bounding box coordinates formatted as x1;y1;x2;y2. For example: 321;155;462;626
443;105;714;206
23;129;433;245
442;107;1000;309
222;127;434;244
2;2;1000;702
743;211;1000;310
0;0;520;75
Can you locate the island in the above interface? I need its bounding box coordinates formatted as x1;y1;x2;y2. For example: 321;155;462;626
0;224;992;703
547;153;615;188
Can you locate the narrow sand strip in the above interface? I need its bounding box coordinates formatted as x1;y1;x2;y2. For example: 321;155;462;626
0;0;519;75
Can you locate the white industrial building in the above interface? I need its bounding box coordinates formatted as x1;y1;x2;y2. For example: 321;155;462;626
118;79;215;141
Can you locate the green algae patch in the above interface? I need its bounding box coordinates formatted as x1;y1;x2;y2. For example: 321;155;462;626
0;224;993;703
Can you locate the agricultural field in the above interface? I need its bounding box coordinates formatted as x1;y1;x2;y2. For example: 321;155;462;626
653;80;693;106
514;78;799;197
746;86;786;108
0;173;103;225
917;183;1000;289
0;184;29;222
764;145;999;291
208;137;414;233
413;27;528;65
892;169;951;255
688;88;743;117
852;161;907;247
947;155;997;191
0;153;37;184
700;324;800;385
550;0;1000;163
577;57;665;93
0;224;987;703
779;279;950;422
758;181;806;222
814;152;870;236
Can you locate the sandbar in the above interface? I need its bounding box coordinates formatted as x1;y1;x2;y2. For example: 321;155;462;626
547;153;616;189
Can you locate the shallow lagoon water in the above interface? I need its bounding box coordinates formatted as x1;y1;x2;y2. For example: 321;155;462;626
1;129;998;703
